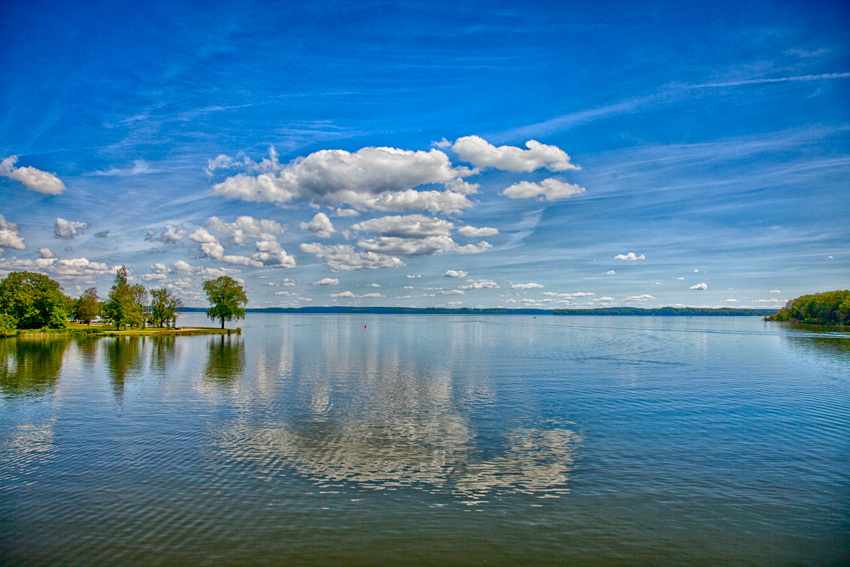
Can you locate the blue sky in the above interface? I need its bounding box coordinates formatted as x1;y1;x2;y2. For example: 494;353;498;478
1;0;848;309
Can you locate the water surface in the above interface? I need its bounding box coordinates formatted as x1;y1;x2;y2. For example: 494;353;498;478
1;315;848;565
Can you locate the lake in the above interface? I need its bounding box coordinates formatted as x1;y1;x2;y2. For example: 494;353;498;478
1;314;848;566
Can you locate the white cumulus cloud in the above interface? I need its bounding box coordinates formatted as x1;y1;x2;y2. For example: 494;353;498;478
541;291;595;299
0;214;26;250
331;291;357;298
502;179;585;201
512;283;543;289
459;279;499;290
351;214;491;257
352;214;454;238
205;215;284;245
211;146;472;214
300;212;336;238
252;240;296;268
625;294;654;301
300;243;405;271
458;225;499;237
314;278;340;285
357;235;456;257
148;225;188;245
614;253;645;261
0;255;112;281
444;270;468;278
451;136;579;172
690;283;708;290
0;156;66;194
54;218;89;240
172;260;241;278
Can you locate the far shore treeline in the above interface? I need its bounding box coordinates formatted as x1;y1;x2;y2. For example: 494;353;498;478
0;268;248;337
179;306;781;317
2;266;845;338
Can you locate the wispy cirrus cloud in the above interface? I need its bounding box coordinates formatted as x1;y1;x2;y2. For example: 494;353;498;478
687;72;850;89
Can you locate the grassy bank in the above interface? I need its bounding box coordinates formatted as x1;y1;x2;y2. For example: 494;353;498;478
12;323;240;338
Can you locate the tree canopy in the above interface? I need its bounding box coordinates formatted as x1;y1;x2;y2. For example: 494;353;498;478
0;271;69;329
149;288;182;328
767;290;850;325
203;276;248;329
73;287;101;324
104;266;148;329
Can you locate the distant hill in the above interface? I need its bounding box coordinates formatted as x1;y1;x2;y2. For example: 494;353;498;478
767;290;850;326
179;306;778;317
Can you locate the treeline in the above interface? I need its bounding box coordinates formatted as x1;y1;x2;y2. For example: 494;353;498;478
767;290;850;326
554;307;777;316
0;268;249;337
178;306;778;316
0;268;182;337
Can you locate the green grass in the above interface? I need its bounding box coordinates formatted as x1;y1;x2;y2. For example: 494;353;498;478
14;323;240;338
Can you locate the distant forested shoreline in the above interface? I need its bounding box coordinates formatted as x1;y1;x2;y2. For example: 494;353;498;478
178;306;778;317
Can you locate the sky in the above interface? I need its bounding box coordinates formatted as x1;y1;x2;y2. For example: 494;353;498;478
1;0;848;310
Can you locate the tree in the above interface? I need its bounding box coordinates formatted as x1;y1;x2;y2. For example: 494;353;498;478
104;266;148;329
73;287;101;324
0;313;16;337
149;288;182;328
203;276;248;329
0;271;69;329
768;290;850;325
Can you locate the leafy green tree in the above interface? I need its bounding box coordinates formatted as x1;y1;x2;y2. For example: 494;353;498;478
768;290;850;325
149;288;182;328
0;313;17;337
73;287;101;324
105;266;148;329
0;271;69;329
203;276;248;329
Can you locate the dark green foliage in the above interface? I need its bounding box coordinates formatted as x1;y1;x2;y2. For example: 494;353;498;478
149;288;182;328
768;290;850;325
0;271;69;329
104;266;148;329
73;287;101;324
0;313;17;337
203;276;248;329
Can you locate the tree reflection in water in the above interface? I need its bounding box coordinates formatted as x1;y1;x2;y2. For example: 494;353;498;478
781;326;850;365
0;338;70;399
203;335;244;388
104;337;144;400
74;337;99;365
150;336;176;374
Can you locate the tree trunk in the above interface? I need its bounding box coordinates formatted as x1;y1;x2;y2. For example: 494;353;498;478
221;319;225;330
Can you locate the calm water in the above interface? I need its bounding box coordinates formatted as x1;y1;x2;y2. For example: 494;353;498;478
1;315;848;566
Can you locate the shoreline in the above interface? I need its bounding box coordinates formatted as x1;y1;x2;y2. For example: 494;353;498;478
10;325;240;339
